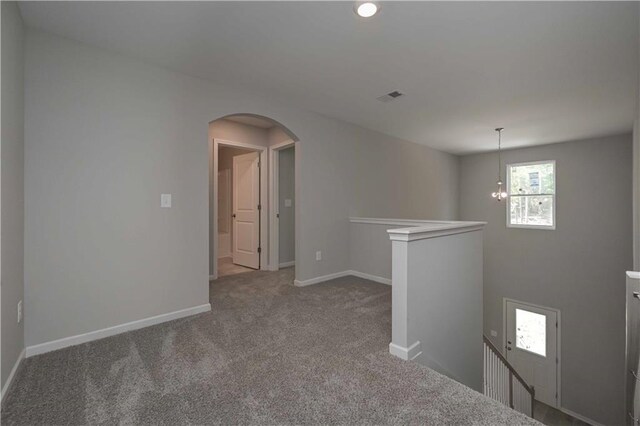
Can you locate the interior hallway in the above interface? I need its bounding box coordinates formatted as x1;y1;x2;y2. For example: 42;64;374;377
1;269;536;425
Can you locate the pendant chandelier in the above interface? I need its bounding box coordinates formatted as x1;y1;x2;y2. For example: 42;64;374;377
491;127;508;201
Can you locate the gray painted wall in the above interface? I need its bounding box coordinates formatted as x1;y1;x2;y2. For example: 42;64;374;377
23;31;459;347
347;133;459;220
278;147;295;264
407;231;484;392
349;220;456;281
1;1;25;392
459;134;632;425
349;222;411;280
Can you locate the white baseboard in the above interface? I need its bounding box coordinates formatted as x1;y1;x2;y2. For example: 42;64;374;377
209;275;216;281
389;341;422;361
1;348;25;403
294;270;350;287
559;407;603;426
26;303;211;358
348;270;391;285
279;261;295;268
294;270;391;287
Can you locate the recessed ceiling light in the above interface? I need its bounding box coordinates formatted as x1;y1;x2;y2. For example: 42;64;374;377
355;2;379;18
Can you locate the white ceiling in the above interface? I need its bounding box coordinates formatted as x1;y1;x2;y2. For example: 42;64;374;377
18;1;639;154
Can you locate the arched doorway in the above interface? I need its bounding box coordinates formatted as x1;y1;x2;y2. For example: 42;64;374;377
209;114;299;280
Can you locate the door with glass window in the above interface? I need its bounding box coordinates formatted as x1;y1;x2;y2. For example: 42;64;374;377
505;300;558;407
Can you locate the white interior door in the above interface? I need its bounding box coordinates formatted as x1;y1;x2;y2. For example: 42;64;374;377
232;151;260;269
505;300;558;407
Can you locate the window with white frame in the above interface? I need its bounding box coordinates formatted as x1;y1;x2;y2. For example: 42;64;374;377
507;161;555;229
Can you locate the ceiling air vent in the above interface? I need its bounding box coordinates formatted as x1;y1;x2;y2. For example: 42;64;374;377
377;90;404;103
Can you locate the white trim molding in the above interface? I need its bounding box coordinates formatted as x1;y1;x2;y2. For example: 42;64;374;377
1;348;25;403
387;221;486;242
26;304;211;357
559;408;604;426
506;160;556;231
626;270;640;280
268;139;296;272
293;270;390;287
294;271;349;287
389;341;422;361
212;138;269;280
349;270;391;285
279;260;295;268
349;217;456;227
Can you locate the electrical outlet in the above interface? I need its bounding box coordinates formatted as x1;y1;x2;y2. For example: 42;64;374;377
161;193;172;208
17;300;22;324
490;330;498;337
316;251;322;261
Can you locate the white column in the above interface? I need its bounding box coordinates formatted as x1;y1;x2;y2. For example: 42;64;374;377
626;271;640;423
388;222;486;392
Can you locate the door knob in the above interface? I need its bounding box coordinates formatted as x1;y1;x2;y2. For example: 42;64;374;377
232;214;236;218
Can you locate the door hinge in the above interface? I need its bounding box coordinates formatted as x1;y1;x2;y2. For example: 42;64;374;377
258;247;262;253
258;204;262;210
277;213;280;218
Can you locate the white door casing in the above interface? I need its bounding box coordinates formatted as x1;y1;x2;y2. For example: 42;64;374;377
232;151;260;269
268;139;296;271
505;299;559;408
211;138;268;280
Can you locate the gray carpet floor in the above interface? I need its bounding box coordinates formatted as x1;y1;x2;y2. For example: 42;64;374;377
1;268;538;425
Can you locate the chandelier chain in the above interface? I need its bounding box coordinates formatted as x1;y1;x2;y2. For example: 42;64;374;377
496;128;503;181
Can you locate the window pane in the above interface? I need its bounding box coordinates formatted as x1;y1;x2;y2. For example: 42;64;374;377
509;163;554;195
510;196;553;227
515;308;546;357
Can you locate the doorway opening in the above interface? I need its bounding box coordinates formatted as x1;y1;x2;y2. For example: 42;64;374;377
209;114;298;280
503;298;561;409
269;140;296;271
217;146;262;277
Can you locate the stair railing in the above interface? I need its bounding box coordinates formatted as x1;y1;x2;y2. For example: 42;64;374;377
483;335;535;418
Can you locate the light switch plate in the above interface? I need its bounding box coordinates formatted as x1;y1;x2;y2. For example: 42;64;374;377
284;199;292;207
490;330;498;337
161;193;172;208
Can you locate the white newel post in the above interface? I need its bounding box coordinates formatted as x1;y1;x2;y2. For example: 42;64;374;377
387;222;486;392
626;271;640;425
